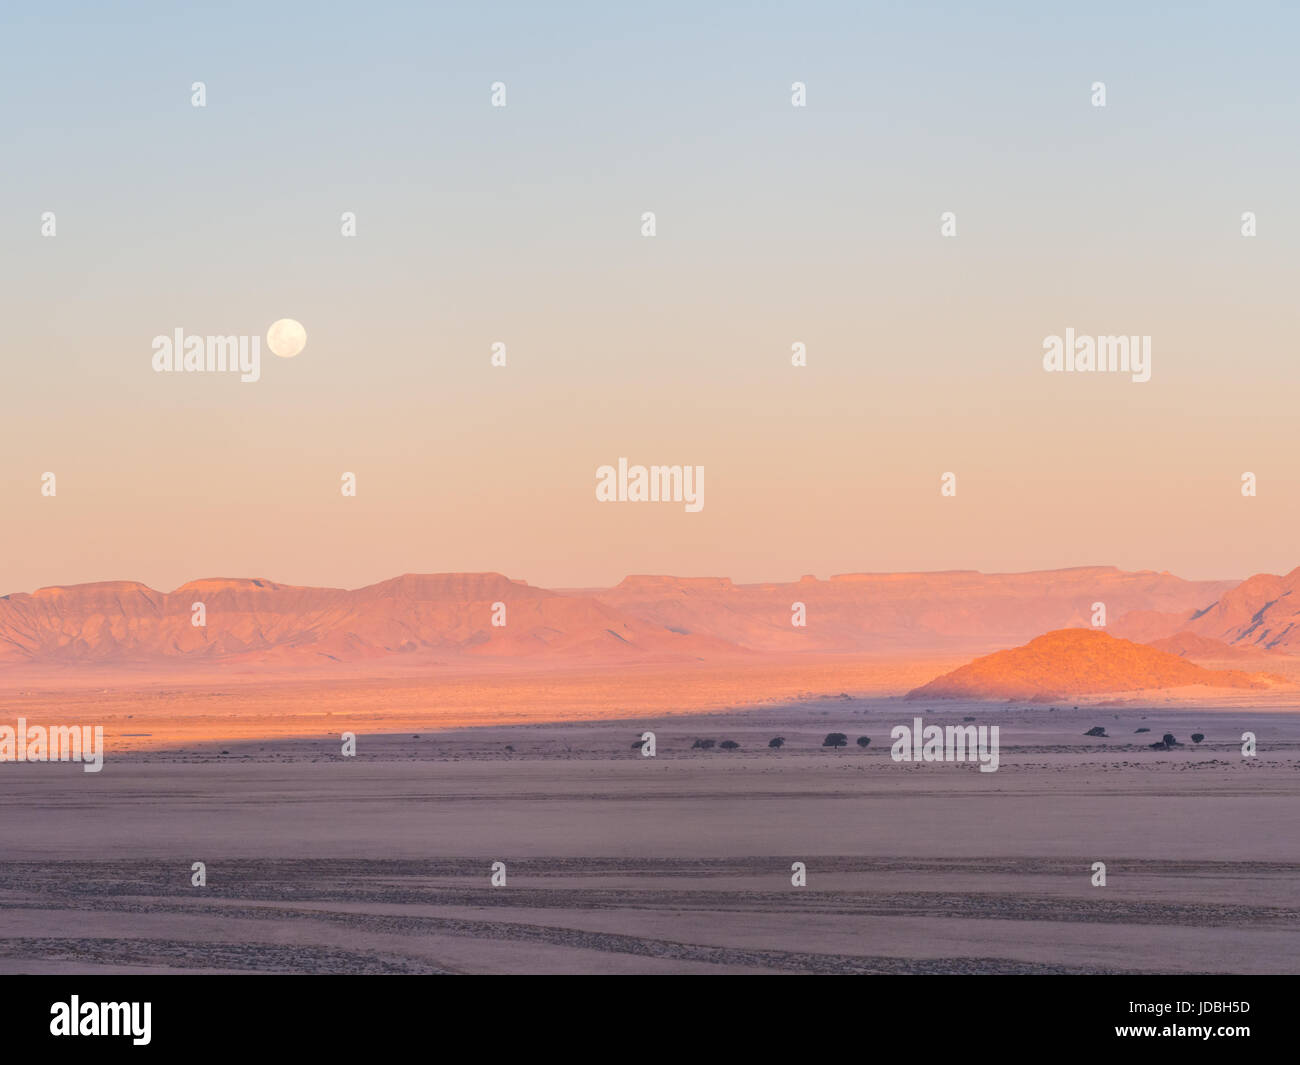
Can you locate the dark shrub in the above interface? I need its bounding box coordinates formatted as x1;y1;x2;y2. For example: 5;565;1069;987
719;740;740;750
823;733;848;749
768;737;785;749
691;739;715;750
1191;733;1205;744
856;736;871;748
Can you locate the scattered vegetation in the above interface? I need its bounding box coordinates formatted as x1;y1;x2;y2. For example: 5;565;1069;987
856;736;871;748
768;737;785;749
1191;733;1205;744
691;739;715;750
719;740;740;750
823;732;848;749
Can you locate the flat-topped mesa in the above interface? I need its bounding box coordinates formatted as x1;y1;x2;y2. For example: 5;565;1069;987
830;571;980;582
171;577;282;594
614;576;736;594
29;580;156;599
15;581;164;615
353;573;551;602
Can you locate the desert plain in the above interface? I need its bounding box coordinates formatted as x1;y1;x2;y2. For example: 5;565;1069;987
4;566;1300;973
2;659;1297;975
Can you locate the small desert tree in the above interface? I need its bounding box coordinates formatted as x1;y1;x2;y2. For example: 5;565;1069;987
823;732;848;749
691;738;715;750
856;736;871;748
719;740;739;750
1162;733;1178;748
768;737;785;749
1191;733;1205;744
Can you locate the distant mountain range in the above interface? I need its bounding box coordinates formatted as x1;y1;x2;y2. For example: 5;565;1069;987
0;565;1269;672
1112;567;1300;652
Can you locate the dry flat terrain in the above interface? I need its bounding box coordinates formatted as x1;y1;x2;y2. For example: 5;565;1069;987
1;695;1297;974
0;656;963;752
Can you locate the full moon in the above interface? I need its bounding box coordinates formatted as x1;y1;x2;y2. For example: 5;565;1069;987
266;318;307;358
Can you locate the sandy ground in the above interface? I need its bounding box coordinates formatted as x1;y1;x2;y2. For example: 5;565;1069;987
0;656;966;753
1;693;1297;974
4;653;1295;754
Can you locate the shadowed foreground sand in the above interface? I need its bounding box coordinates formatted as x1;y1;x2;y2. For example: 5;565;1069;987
1;699;1297;974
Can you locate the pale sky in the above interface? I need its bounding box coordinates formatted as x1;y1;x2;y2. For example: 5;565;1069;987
2;1;1297;592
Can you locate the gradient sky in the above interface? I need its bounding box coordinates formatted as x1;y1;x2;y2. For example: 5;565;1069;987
2;1;1297;593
